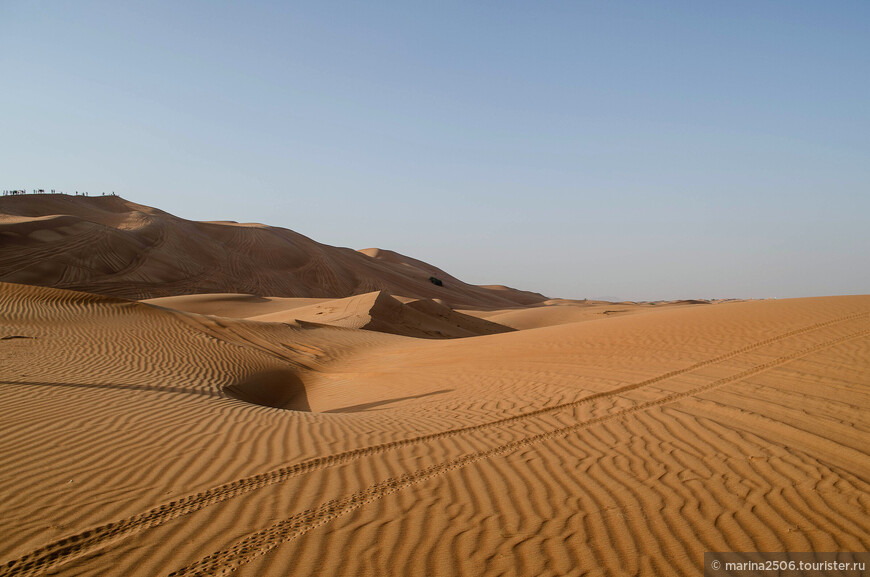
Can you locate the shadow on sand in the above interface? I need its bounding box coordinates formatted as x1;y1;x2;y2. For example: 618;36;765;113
324;389;452;413
223;369;312;411
1;378;223;399
3;376;452;415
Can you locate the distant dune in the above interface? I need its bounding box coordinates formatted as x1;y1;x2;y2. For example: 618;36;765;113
0;194;546;307
147;290;514;339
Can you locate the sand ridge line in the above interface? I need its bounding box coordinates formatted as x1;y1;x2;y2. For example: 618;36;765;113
167;327;870;577
1;311;867;577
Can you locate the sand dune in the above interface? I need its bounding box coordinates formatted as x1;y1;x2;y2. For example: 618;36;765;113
145;291;514;339
459;298;716;330
0;195;545;308
1;280;868;576
249;291;515;339
143;293;332;319
360;249;547;306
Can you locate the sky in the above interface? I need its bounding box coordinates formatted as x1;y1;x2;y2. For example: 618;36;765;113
2;1;868;301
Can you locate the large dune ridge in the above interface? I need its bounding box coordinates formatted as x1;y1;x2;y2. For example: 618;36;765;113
1;194;869;576
0;194;545;308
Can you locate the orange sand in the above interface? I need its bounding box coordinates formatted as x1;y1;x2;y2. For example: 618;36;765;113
1;196;868;576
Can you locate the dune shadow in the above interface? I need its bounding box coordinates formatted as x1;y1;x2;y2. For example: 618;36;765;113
3;377;449;415
323;389;452;413
0;378;222;399
223;369;311;411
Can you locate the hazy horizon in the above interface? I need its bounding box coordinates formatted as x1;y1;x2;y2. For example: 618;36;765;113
2;2;868;301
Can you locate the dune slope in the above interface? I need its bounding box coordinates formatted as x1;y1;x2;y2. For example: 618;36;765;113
248;291;515;339
1;282;868;576
0;194;545;307
145;291;515;339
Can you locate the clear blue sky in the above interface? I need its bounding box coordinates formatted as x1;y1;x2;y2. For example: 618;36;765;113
2;1;868;300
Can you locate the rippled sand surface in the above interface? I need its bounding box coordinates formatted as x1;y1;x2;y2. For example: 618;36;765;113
2;281;868;576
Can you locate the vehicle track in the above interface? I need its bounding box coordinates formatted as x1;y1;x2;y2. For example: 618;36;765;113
169;327;870;577
108;220;167;278
0;225;107;277
1;312;867;577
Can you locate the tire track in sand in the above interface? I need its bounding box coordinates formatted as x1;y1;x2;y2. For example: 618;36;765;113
1;313;867;577
169;326;870;577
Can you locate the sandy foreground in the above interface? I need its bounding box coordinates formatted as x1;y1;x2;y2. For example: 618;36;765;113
1;281;868;576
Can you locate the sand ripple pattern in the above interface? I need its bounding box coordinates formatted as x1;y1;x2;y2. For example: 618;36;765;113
2;301;867;577
166;326;870;576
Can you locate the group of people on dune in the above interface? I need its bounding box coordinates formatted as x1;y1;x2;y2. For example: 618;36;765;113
2;190;118;197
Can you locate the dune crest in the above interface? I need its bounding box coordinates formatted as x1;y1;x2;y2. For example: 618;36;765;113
249;290;515;339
